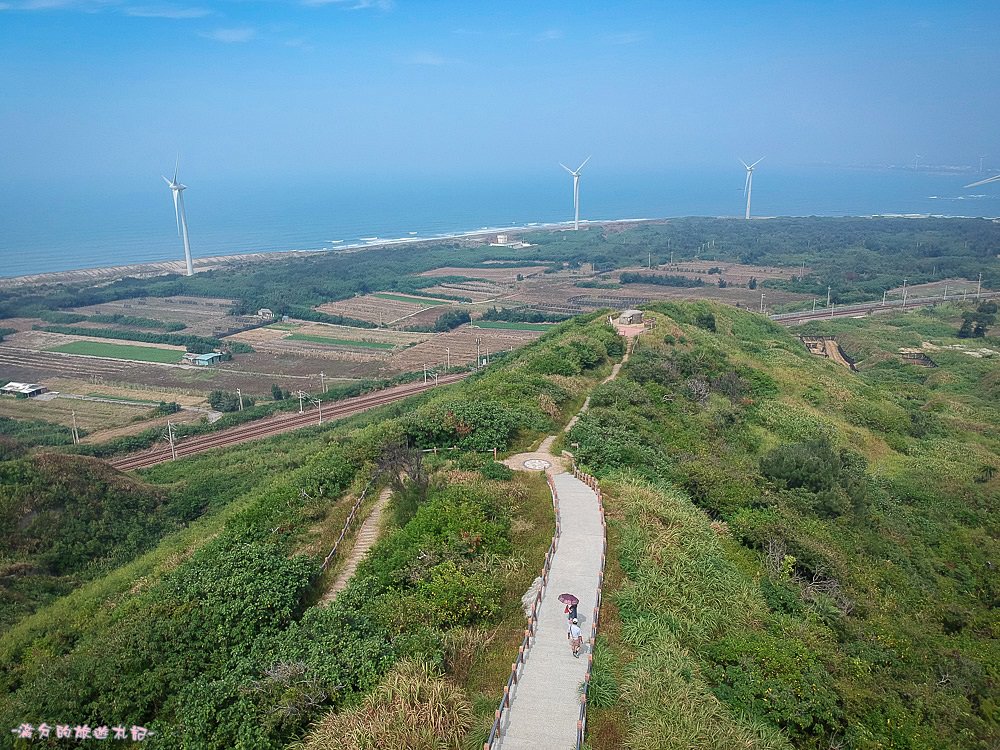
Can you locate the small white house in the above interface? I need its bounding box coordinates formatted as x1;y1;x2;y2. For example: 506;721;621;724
1;382;47;398
257;308;275;321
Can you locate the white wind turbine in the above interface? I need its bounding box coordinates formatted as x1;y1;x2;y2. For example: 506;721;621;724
559;156;591;230
740;157;764;219
163;160;194;276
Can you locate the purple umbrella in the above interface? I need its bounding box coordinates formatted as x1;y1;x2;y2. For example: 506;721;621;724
558;593;579;605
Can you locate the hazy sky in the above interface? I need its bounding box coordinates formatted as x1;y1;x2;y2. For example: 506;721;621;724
2;0;998;182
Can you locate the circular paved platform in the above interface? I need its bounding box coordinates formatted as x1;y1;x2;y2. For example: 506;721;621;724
523;458;551;470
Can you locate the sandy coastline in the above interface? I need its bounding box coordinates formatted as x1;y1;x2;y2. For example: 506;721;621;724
0;218;660;290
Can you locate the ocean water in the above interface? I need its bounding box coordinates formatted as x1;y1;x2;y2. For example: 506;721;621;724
1;166;997;278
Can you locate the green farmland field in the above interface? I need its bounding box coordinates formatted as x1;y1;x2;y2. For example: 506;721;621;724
372;292;448;306
48;341;183;363
286;333;396;350
472;320;553;331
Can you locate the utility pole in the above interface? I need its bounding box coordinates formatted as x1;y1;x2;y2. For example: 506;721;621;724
476;337;482;369
882;290;887;306
902;278;907;309
311;398;322;425
648;251;651;269
760;293;765;313
319;371;326;393
830;302;835;319
237;387;244;411
486;346;490;365
812;298;817;312
166;421;177;461
446;347;451;371
977;272;982;300
71;410;80;445
943;284;948;301
827;286;831;308
298;390;305;414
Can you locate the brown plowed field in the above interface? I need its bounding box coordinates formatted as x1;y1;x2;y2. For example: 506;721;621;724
416;265;548;281
70;296;238;337
389;325;543;370
317;294;450;325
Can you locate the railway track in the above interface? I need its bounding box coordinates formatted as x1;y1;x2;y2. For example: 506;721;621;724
109;373;469;471
771;291;999;325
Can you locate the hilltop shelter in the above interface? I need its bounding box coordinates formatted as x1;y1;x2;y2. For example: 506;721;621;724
1;382;47;398
618;310;644;325
182;352;224;366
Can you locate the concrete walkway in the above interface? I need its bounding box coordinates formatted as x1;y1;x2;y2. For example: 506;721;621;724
497;471;603;750
494;335;640;748
320;487;391;604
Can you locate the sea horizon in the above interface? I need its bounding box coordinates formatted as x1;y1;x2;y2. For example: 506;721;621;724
2;165;998;279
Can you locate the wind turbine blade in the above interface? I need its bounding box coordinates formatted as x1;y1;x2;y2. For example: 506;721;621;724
577;155;591;171
173;155;179;184
749;156;765;168
559;163;574;175
739;159;750;170
963;174;1000;188
162;175;172;186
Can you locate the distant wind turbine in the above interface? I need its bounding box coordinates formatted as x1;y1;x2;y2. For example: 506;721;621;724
914;153;922;170
163;160;194;277
559;156;591;230
740;157;764;220
964;173;1000;189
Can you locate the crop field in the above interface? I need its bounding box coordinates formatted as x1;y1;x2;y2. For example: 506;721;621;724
317;294;461;325
0;393;152;432
371;292;449;306
416;265;548;281
419;281;505;302
230;321;427;360
286;333;396;349
471;320;554;331
71;296;239;337
48;340;185;364
389;323;545;370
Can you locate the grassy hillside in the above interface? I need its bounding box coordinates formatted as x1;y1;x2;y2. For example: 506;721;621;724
0;454;184;629
0;315;622;749
571;303;998;749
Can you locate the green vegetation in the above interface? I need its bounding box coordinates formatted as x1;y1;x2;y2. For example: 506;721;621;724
208;390;257;412
47;340;183;363
619;271;706;287
473;320;553;331
37;324;241;354
0;416;78;449
0;316;621;748
958;301;996;338
0;454;186;628
2;219;997;325
372;292;449;306
432;308;471;332
480;306;571;323
574;303;998;749
286;332;396;350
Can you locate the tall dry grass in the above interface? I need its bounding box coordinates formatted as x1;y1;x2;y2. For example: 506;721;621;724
293;659;473;750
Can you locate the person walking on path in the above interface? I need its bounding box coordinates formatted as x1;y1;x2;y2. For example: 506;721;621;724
568;618;583;658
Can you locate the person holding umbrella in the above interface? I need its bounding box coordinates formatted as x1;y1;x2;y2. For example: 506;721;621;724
559;593;579;624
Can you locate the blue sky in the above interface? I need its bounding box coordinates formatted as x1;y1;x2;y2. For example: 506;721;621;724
2;0;998;182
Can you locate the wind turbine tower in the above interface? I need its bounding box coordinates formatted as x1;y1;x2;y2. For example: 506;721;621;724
740;157;764;220
560;156;591;230
163;161;194;276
